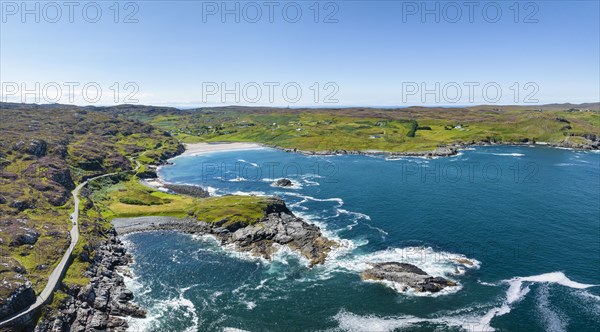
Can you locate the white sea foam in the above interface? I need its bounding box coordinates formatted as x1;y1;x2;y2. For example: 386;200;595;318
127;284;199;332
511;272;597;289
237;159;259;167
474;272;598;331
363;223;389;240
337;208;371;221
333;310;486;332
244;300;257;310
300;174;321;186
571;289;600;317
206;186;218;195
537;284;568;332
283;192;344;208
333;272;597;331
230;190;266;196
229;177;247;182
491;153;525;157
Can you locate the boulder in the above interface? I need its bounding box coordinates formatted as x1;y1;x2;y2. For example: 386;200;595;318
9;228;40;246
13;139;47;157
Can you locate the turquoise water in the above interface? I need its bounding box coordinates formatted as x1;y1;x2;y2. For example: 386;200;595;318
123;146;600;332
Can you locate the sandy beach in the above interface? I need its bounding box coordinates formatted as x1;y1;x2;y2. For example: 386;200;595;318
181;142;264;156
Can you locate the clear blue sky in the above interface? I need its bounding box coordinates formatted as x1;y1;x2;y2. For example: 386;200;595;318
1;0;599;107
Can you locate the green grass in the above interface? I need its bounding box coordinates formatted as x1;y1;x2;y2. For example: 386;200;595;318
62;240;93;287
192;195;273;225
93;177;276;226
95;179;197;218
144;108;598;153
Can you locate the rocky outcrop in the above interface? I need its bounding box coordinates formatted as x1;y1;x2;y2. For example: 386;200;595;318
12;139;47;157
224;207;337;266
9;228;40;246
34;228;145;332
361;262;456;293
276;146;459;158
272;178;293;187
9;199;35;212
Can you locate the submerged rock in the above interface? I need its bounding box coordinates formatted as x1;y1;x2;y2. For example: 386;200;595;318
361;262;456;293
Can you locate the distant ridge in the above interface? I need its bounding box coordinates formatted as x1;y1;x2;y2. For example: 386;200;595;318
1;102;598;112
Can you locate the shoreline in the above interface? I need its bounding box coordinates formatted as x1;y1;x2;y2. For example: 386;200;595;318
178;140;599;161
180;142;264;156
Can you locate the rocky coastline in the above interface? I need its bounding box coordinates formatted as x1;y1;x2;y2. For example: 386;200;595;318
27;136;598;330
265;136;600;158
34;228;145;332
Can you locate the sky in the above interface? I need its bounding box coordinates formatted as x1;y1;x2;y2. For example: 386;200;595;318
1;0;599;107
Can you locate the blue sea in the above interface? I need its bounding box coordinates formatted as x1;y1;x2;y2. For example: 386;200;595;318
122;146;600;332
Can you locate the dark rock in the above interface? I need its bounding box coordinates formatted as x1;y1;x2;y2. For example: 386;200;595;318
0;282;36;319
136;170;158;179
35;264;49;271
162;183;209;198
12;265;27;274
9;199;34;212
272;178;293;187
10;228;40;246
361;262;457;293
13;139;47;157
88;311;108;329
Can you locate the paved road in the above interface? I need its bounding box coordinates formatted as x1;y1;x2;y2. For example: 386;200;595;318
0;179;88;326
0;156;143;327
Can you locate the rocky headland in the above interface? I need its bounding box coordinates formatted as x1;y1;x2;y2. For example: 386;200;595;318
113;198;338;267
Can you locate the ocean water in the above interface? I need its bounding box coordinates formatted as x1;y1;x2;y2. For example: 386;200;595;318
123;146;600;332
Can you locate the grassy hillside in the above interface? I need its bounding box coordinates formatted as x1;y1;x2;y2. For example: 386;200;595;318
0;105;183;311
